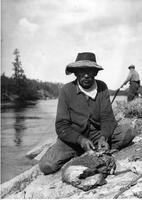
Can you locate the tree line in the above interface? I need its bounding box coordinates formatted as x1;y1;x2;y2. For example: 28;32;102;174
1;49;63;102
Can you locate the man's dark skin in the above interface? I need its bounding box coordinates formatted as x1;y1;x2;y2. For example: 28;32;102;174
74;68;109;152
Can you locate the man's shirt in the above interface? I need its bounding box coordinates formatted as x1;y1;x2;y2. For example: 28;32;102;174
124;69;140;85
55;79;117;145
78;80;97;99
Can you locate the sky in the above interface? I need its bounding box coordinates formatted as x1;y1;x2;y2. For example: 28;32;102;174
1;0;142;89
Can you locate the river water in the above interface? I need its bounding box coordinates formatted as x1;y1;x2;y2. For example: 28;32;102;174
1;96;127;184
1;99;58;183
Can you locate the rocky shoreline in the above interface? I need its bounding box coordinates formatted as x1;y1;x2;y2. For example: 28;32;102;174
1;99;142;199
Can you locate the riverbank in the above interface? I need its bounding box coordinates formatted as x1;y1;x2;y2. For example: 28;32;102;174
2;134;142;199
1;98;142;199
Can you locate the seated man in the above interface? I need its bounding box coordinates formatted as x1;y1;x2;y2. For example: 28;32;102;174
39;52;135;175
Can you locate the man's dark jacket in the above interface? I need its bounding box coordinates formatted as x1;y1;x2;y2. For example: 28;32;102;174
55;79;117;145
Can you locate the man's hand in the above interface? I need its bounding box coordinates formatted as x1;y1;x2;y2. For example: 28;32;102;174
98;136;109;152
80;138;95;151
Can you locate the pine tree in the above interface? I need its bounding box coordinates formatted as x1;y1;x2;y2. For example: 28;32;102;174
12;49;27;100
12;48;26;80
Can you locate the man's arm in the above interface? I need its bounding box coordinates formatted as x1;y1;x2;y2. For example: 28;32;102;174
55;87;86;145
120;72;132;88
100;84;117;140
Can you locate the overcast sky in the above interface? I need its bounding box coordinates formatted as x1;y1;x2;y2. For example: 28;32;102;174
2;0;142;89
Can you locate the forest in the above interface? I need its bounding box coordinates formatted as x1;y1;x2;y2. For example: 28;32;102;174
1;49;63;102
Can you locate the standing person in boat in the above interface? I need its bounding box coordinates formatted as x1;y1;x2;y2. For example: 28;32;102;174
120;65;140;102
39;52;135;175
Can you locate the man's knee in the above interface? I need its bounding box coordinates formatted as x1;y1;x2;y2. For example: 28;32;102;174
39;159;60;175
38;139;77;175
111;123;135;150
120;126;135;147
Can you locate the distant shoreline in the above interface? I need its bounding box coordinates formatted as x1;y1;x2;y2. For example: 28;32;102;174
1;95;126;110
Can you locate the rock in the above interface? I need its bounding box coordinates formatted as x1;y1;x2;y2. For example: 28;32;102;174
61;150;116;191
4;155;142;199
0;165;41;199
25;140;54;160
116;158;142;174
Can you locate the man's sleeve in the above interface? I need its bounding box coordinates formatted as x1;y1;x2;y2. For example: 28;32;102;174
55;87;84;144
123;72;132;85
100;85;117;140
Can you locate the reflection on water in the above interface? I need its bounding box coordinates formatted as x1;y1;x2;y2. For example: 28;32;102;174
14;108;26;146
13;102;37;146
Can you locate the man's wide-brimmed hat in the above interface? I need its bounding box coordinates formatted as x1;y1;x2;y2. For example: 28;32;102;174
65;52;103;75
128;64;135;69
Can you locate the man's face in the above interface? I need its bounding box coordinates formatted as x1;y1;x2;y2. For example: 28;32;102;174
75;68;98;89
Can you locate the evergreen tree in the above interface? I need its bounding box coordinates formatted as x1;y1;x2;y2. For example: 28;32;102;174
12;48;27;100
12;48;26;80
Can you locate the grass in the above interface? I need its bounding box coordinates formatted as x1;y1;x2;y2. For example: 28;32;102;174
113;98;142;135
114;98;142;118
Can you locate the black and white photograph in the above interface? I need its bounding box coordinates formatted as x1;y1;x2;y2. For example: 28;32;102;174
1;0;142;199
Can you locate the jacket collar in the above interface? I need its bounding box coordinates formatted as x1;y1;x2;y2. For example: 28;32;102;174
75;79;98;95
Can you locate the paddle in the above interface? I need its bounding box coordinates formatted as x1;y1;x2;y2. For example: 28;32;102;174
111;88;121;104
